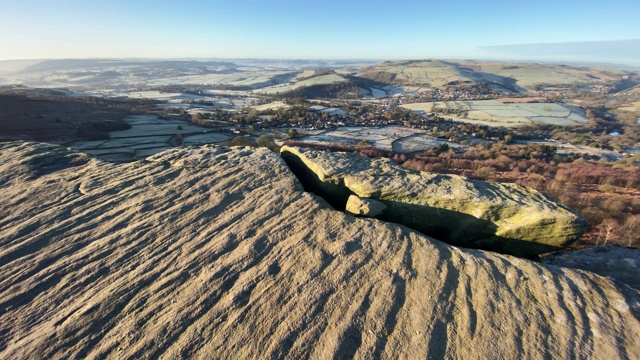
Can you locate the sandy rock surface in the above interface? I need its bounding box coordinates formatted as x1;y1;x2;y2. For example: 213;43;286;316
281;146;587;257
0;142;638;359
345;195;387;217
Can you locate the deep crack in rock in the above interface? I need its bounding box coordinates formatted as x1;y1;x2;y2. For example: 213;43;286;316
281;145;587;258
0;142;637;359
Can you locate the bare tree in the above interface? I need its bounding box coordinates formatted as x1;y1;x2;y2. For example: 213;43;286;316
598;219;617;245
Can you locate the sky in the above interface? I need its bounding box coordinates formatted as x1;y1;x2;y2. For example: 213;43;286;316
1;0;639;64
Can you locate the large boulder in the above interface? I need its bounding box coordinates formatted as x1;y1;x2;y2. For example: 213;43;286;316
281;146;587;257
0;142;637;359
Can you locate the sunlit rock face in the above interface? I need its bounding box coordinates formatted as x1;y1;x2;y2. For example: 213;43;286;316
0;142;636;359
281;146;587;257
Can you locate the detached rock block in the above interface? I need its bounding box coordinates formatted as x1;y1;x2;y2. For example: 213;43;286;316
281;146;587;257
346;195;387;217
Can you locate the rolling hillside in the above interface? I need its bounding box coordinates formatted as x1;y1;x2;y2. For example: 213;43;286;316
357;59;517;90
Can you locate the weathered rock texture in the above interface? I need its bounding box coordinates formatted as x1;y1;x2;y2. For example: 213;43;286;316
543;245;640;290
281;146;587;257
0;142;638;359
346;195;387;217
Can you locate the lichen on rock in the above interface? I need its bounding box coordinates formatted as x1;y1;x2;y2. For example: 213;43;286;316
281;146;587;257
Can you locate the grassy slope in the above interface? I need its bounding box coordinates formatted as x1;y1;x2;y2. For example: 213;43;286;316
357;60;480;87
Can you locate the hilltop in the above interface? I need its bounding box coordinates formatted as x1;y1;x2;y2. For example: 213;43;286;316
2;58;638;100
0;142;638;358
357;59;517;90
357;59;639;93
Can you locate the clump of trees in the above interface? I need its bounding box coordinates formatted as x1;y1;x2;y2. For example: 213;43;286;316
221;135;280;152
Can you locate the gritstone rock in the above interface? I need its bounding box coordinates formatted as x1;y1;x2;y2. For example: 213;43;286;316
281;146;587;257
346;195;387;217
0;142;637;359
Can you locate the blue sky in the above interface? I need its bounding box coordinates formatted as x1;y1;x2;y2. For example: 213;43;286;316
1;0;638;63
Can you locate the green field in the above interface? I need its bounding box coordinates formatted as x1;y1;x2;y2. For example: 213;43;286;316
250;101;290;111
401;101;588;127
454;61;625;89
68;115;229;161
358;60;477;87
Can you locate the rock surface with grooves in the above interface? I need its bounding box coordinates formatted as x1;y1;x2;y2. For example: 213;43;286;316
0;141;638;359
281;146;587;257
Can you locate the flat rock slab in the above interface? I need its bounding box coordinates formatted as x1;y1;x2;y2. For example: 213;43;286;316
0;142;638;359
281;146;587;257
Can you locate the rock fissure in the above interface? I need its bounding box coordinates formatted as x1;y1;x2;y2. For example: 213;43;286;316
1;142;638;359
280;149;355;211
281;146;588;258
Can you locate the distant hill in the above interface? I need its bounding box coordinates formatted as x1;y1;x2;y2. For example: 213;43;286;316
0;59;45;75
2;58;637;97
18;59;238;73
451;60;635;90
250;59;640;98
356;59;518;91
255;68;412;99
354;59;640;92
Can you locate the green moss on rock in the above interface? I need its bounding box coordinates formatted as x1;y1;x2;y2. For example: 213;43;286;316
281;146;587;257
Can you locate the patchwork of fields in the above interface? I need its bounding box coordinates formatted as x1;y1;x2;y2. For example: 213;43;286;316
146;71;297;88
453;61;625;89
68;115;230;162
358;60;481;87
300;126;419;150
298;126;464;153
401;100;588;127
255;74;347;95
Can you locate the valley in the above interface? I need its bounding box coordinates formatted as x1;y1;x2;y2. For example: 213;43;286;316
1;57;639;249
2;1;639;358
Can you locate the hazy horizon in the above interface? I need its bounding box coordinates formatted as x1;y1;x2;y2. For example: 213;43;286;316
1;0;639;66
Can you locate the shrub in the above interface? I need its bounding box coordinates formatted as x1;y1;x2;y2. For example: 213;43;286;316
475;166;497;180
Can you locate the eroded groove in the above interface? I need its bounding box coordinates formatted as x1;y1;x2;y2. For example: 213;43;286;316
0;143;638;359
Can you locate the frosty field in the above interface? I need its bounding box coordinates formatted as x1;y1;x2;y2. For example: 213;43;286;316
300;126;434;152
401;100;588;127
68;115;229;161
392;135;465;153
146;71;297;88
256;74;347;95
